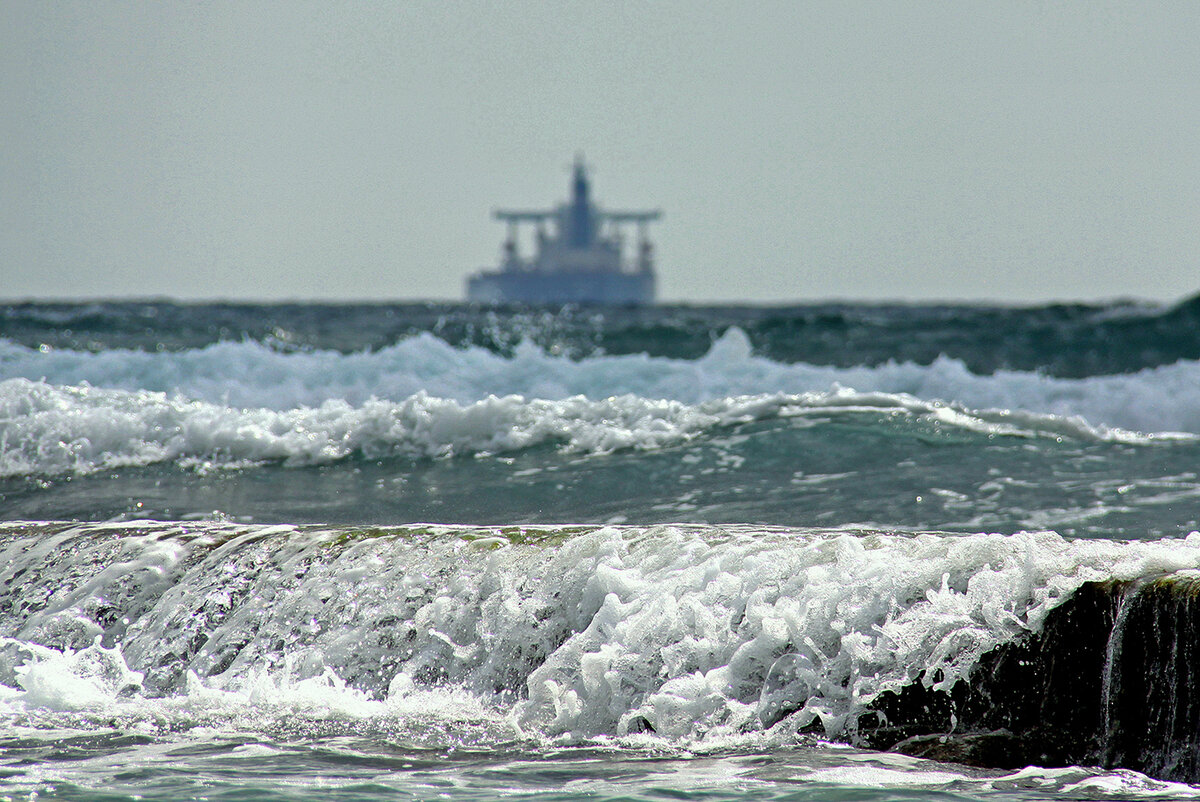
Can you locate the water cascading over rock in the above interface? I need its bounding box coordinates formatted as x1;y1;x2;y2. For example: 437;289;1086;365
860;576;1200;783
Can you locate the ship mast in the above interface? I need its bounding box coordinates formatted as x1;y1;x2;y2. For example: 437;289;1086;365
493;155;661;273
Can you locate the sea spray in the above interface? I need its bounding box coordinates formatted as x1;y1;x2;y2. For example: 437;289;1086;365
5;522;1200;750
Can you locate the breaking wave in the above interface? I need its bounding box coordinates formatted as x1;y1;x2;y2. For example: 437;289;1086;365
2;329;1198;478
0;380;1182;479
3;522;1200;749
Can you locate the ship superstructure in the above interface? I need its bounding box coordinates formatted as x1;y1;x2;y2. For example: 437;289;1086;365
466;157;661;305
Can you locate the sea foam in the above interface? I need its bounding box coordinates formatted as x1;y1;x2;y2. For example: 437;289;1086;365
4;328;1199;426
2;329;1197;477
3;522;1200;749
0;378;1172;479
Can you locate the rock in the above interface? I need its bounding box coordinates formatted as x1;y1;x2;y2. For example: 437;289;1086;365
854;581;1127;770
1103;576;1200;781
850;575;1200;783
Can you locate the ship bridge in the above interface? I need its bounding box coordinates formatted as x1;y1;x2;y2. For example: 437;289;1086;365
493;155;661;275
466;156;661;305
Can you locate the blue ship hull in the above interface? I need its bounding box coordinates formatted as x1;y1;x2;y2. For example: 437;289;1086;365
466;269;654;305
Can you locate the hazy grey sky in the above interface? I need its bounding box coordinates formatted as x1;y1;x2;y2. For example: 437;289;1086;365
3;2;1199;303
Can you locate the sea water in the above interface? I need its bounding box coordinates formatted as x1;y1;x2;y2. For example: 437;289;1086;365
3;300;1200;801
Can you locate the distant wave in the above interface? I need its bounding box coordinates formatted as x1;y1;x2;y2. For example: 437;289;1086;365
3;328;1200;430
0;377;1184;479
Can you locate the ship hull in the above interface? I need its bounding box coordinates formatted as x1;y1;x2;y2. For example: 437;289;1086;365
466;270;655;305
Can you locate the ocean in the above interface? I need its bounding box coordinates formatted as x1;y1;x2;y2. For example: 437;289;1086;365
3;299;1200;801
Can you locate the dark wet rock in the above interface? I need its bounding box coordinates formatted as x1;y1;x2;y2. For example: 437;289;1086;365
1103;576;1200;781
889;730;1028;769
849;576;1200;783
857;580;1126;768
626;715;656;734
849;578;1200;778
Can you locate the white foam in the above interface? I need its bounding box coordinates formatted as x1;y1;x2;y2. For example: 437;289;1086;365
802;765;965;787
4;328;1197;477
0;380;765;477
0;636;512;746
3;329;1199;433
989;766;1200;798
0;374;1179;478
9;638;144;712
4;521;1200;751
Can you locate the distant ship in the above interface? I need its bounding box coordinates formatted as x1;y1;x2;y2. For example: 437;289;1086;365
466;156;661;305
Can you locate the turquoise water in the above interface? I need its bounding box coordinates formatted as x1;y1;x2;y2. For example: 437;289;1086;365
3;301;1200;800
11;738;1192;801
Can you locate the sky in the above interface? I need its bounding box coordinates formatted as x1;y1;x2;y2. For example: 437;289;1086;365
3;1;1199;304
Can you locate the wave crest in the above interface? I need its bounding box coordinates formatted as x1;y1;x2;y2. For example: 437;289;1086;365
0;377;1176;479
4;330;1200;434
